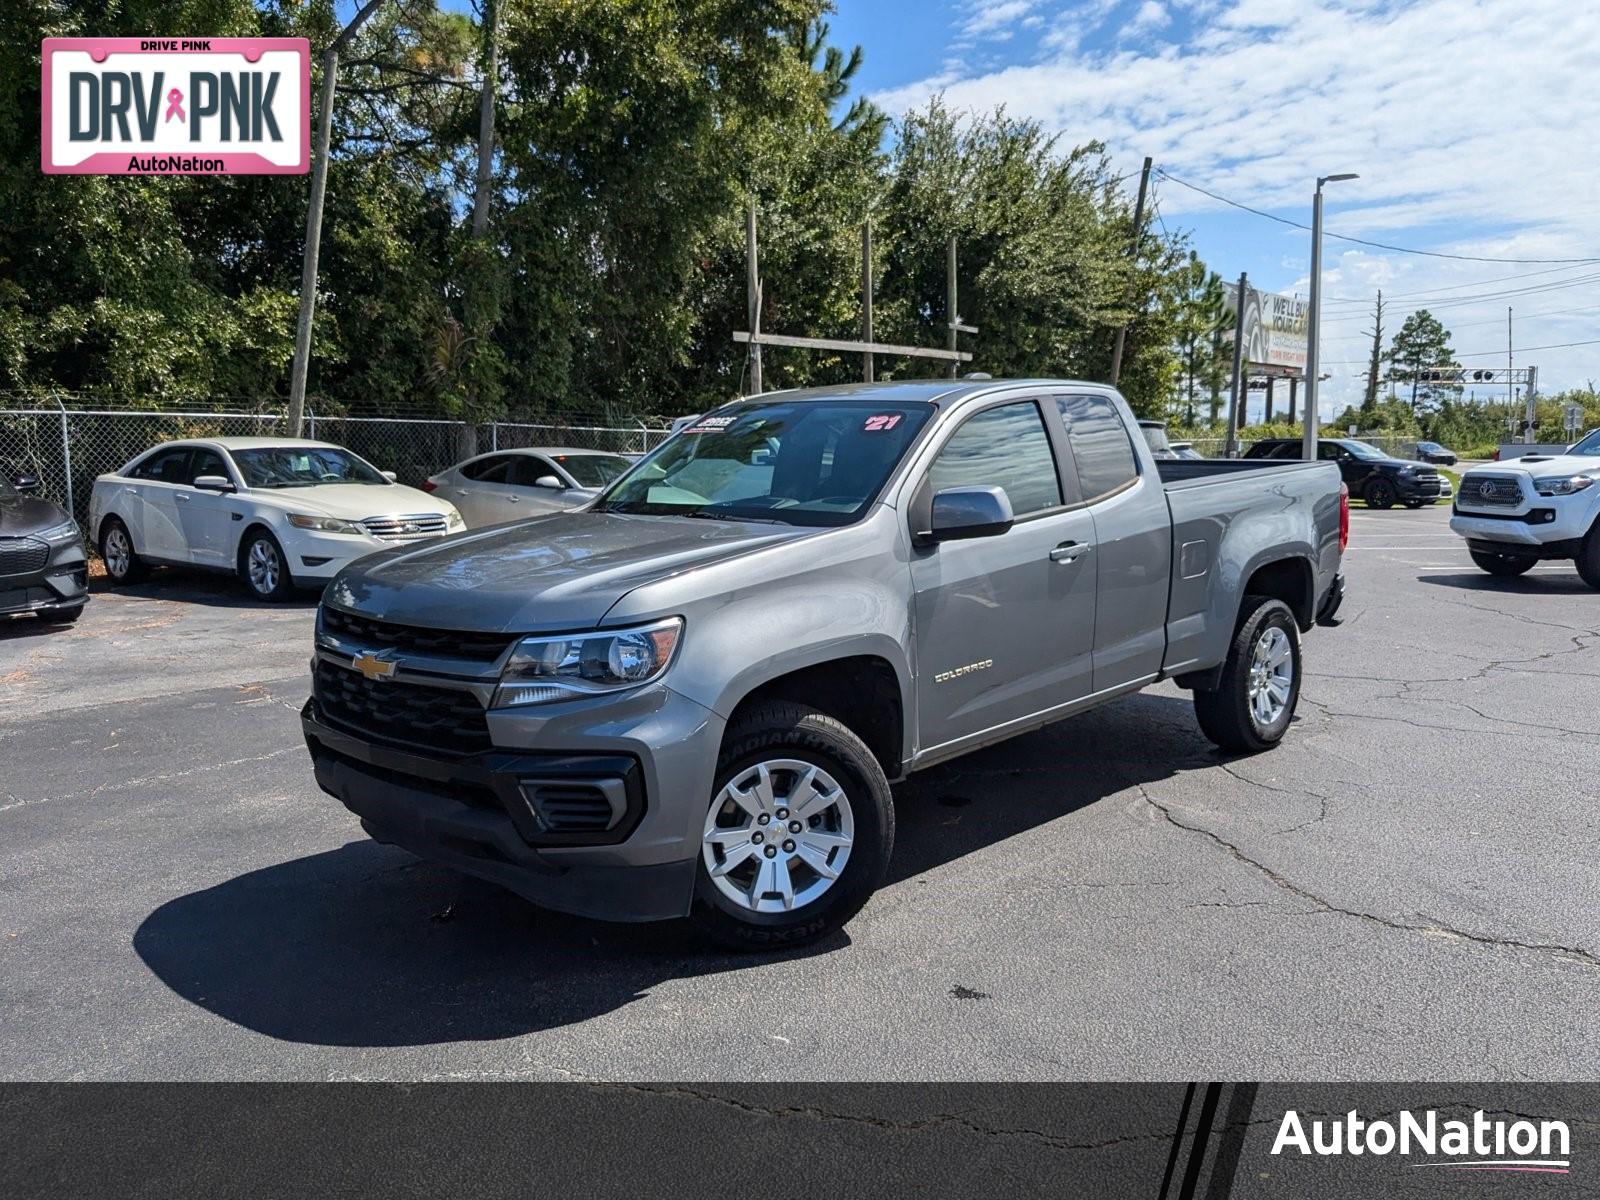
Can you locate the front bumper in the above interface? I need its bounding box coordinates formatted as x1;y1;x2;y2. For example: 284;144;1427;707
285;529;451;579
1450;503;1589;548
0;536;89;617
1395;475;1443;500
301;675;719;922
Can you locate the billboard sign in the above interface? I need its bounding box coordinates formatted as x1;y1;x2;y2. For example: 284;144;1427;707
1224;283;1309;373
42;38;309;175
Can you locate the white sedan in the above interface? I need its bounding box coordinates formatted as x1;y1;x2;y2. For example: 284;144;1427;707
425;447;633;528
89;437;464;600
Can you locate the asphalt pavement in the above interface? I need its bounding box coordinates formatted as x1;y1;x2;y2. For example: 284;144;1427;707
3;503;1597;1080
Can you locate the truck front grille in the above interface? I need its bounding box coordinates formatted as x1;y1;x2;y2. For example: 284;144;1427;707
1457;475;1525;508
0;537;49;578
360;513;449;540
321;607;513;663
313;660;491;755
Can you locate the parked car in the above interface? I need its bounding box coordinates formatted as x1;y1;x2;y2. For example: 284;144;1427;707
1138;419;1177;459
1245;437;1443;509
1170;441;1204;460
1451;427;1600;587
1;467;88;626
89;437;464;601
302;380;1347;948
1414;440;1458;465
425;448;633;528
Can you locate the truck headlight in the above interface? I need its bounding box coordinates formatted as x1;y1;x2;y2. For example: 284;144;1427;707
1533;475;1594;496
493;617;684;708
287;513;364;534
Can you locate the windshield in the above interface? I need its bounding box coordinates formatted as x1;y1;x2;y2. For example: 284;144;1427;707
1569;429;1600;456
597;400;934;526
1342;440;1389;461
233;446;389;489
555;453;632;489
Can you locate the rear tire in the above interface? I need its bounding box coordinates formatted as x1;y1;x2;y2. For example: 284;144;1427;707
1470;549;1536;578
99;517;146;584
1577;527;1600;590
1364;478;1397;509
690;702;893;951
238;528;295;601
1193;596;1301;754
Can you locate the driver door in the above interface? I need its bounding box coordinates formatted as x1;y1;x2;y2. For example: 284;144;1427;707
910;398;1098;758
176;447;237;565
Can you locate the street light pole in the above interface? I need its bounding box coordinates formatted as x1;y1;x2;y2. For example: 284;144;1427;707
1303;172;1358;460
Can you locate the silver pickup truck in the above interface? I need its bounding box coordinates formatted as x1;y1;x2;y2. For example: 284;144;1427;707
302;380;1347;948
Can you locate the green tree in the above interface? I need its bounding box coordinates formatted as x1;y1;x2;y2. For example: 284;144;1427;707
1385;308;1460;416
1171;252;1229;426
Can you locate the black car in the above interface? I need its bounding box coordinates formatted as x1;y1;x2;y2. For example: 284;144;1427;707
1414;440;1458;465
1244;437;1443;509
1;468;89;626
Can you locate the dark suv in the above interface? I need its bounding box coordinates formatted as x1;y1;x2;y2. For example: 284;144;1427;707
1245;438;1443;509
1;468;89;626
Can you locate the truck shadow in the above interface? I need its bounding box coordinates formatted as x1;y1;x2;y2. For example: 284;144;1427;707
132;691;1212;1049
88;572;322;609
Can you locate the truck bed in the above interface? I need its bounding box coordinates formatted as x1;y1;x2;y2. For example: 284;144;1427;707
1153;456;1344;678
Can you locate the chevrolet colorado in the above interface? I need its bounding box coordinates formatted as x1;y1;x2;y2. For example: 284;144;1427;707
301;380;1347;948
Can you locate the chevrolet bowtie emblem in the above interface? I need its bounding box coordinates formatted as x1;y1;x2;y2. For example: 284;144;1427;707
353;651;399;681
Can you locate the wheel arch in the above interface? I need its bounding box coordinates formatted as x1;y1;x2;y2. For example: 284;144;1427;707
720;652;907;781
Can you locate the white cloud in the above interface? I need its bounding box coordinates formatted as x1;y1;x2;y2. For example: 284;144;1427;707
1128;1;1170;33
873;0;1600;405
959;0;1046;37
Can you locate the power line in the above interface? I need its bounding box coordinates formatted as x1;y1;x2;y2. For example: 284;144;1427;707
1154;168;1600;265
1322;262;1598;305
1321;336;1600;366
1317;270;1600;324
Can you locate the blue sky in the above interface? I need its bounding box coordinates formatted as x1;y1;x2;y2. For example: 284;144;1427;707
828;0;1600;418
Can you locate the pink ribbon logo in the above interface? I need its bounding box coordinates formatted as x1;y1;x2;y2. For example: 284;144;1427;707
164;88;185;123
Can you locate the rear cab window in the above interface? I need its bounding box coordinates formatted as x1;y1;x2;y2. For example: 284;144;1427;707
1057;394;1139;501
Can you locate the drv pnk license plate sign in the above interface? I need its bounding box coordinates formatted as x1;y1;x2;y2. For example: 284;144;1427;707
41;38;309;175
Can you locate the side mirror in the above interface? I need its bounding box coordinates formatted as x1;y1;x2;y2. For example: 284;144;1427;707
920;485;1014;544
533;474;564;490
381;470;399;483
12;473;41;494
192;475;236;493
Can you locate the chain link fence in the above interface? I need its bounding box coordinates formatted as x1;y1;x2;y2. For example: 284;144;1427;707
0;396;677;530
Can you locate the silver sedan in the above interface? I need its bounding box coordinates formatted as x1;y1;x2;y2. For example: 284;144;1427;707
425;448;633;528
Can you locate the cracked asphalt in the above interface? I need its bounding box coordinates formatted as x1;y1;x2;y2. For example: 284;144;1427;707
2;502;1597;1081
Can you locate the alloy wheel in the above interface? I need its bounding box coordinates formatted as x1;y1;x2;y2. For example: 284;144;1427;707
104;526;130;578
1247;625;1294;729
702;759;855;914
247;539;280;595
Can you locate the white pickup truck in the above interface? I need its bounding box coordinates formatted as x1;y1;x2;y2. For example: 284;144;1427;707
1451;428;1600;587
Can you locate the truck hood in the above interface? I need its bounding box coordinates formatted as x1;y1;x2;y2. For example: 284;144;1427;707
1474;453;1600;479
323;509;815;633
244;482;457;521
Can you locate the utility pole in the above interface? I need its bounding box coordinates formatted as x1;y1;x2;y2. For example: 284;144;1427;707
1225;271;1248;457
861;219;874;383
1109;156;1153;387
1288;376;1298;425
1305;172;1359;459
287;0;387;438
946;236;959;379
746;200;762;395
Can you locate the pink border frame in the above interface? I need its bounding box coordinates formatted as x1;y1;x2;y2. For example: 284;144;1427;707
41;37;310;175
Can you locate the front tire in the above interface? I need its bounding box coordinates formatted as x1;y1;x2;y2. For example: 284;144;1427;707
238;529;295;601
1364;478;1397;509
1576;526;1600;590
99;517;146;584
690;702;893;951
1193;596;1302;754
1470;549;1536;578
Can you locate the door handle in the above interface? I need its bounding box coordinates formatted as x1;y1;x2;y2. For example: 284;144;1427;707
175;492;191;503
1049;541;1092;564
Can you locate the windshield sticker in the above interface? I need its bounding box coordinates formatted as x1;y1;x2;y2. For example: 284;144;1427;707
686;415;737;434
863;413;903;432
